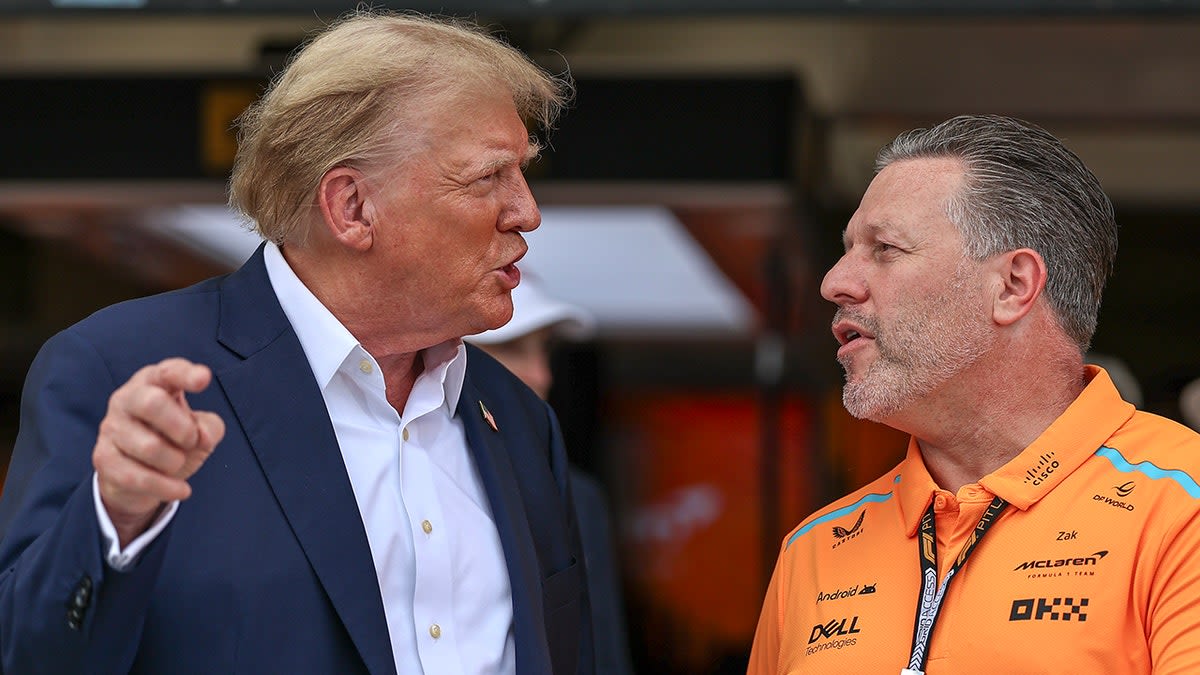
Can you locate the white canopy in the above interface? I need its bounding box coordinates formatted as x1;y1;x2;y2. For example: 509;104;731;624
141;203;756;339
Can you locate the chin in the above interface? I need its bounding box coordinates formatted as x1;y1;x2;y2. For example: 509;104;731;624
475;304;514;333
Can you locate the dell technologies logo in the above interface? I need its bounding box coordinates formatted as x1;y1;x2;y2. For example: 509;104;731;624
805;616;862;655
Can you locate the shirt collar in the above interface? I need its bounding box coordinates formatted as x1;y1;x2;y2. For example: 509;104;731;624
983;364;1134;509
425;340;467;414
895;365;1136;536
263;241;467;412
264;241;358;391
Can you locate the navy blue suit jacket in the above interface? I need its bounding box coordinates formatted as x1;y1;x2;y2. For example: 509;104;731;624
0;246;591;675
568;469;634;675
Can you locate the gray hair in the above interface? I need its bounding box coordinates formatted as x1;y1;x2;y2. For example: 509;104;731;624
876;114;1116;352
229;10;572;245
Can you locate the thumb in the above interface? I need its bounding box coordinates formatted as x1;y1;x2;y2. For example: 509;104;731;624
193;411;226;450
176;411;225;480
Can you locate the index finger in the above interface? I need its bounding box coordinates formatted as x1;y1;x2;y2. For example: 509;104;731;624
135;358;213;396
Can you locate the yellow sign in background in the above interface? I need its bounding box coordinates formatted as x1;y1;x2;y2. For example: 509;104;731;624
200;81;260;175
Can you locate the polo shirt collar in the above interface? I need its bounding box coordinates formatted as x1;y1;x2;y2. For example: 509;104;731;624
895;365;1136;537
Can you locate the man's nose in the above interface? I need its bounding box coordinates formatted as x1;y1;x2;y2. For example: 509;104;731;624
820;253;866;306
500;170;540;233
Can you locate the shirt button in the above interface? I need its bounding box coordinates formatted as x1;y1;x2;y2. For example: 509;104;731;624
359;359;373;374
934;495;947;508
422;520;433;534
429;624;441;639
402;428;410;442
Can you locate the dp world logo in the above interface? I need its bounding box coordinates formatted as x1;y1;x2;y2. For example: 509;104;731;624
1094;480;1136;511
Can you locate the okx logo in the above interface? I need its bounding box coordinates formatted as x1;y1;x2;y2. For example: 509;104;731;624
1009;597;1089;622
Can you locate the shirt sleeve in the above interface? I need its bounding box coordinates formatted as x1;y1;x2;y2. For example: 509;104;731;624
93;472;179;571
747;545;786;675
1147;497;1200;674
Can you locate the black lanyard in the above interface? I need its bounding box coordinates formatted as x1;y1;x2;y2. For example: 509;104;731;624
904;494;1008;675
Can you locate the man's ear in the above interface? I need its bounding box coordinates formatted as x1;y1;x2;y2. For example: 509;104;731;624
317;166;374;252
992;247;1047;326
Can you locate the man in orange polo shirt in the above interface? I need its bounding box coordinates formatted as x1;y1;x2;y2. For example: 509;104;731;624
748;114;1200;674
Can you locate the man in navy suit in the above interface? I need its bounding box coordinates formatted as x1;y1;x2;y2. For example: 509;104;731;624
0;11;590;675
465;273;635;675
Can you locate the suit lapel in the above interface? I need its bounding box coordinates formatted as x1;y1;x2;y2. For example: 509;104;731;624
459;376;550;675
213;247;396;675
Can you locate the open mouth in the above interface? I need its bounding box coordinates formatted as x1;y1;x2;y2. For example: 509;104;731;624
497;262;521;288
833;322;873;346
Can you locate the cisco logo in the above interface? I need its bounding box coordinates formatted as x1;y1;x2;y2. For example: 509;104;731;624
1023;452;1059;486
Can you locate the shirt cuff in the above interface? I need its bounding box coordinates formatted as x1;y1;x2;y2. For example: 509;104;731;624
93;472;179;571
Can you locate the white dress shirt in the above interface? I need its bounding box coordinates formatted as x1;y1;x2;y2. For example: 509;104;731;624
96;242;515;675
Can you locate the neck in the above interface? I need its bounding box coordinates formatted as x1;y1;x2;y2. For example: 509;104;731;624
892;341;1086;493
378;352;424;414
282;242;432;414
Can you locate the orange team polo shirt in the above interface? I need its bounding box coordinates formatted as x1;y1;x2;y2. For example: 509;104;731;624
748;366;1200;675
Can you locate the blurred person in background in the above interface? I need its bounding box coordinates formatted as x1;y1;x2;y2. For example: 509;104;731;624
1180;376;1200;432
0;11;592;675
466;272;635;675
749;114;1200;674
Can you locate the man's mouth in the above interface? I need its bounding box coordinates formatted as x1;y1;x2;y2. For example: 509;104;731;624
833;321;874;347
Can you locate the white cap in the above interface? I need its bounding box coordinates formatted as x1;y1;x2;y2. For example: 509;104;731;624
466;271;596;345
1181;377;1200;431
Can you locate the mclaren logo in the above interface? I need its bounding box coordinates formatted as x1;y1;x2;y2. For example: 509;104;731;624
1014;550;1108;578
831;511;865;549
1014;550;1108;570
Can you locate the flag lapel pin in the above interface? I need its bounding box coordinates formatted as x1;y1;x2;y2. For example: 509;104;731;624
479;400;498;432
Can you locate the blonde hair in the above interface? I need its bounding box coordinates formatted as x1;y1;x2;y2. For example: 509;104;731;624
229;10;571;244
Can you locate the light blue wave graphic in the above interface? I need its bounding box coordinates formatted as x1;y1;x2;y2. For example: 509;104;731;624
1096;446;1200;499
786;490;895;549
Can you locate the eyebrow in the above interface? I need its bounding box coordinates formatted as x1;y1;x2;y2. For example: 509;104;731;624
473;141;541;176
841;221;894;248
522;139;542;166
